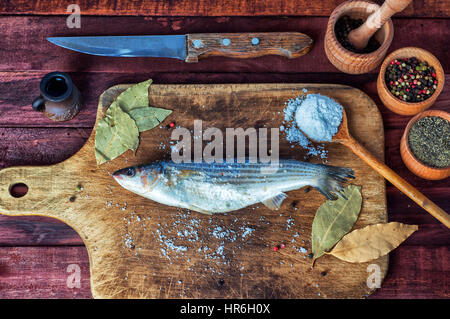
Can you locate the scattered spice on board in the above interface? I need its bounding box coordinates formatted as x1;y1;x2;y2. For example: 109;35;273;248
335;15;381;53
283;94;327;158
385;57;438;102
408;116;450;168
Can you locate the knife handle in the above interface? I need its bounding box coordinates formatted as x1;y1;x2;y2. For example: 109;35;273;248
185;32;313;63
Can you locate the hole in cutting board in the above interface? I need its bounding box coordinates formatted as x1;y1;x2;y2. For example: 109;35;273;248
9;183;28;198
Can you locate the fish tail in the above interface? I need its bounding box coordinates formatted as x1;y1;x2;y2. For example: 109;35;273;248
313;164;355;200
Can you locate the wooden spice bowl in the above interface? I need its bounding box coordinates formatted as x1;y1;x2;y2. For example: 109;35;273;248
325;0;394;74
400;110;450;180
377;47;445;115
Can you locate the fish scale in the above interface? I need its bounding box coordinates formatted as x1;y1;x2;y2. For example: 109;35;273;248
162;161;325;177
163;161;349;183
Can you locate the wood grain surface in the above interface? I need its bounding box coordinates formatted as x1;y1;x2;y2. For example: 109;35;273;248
0;1;448;299
185;32;313;62
1;17;449;73
0;0;448;18
0;83;387;298
1;71;449;129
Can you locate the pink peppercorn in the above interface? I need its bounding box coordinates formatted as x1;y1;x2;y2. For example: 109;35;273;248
280;244;286;249
386;57;437;102
273;246;279;252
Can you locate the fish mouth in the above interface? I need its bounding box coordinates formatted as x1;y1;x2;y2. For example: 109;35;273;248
112;169;123;180
112;167;133;180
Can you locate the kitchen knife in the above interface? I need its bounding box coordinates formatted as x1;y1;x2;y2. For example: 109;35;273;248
47;32;313;63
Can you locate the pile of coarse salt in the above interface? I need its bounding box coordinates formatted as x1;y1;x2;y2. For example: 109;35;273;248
282;91;343;158
295;93;343;142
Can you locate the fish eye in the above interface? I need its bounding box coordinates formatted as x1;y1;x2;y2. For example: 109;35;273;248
126;168;135;177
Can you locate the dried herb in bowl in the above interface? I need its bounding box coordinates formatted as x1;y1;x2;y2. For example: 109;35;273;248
385;57;438;102
408;116;450;168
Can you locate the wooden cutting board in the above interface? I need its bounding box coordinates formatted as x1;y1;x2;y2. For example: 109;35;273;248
0;83;387;298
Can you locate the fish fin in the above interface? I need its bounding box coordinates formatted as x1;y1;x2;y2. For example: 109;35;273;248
188;205;214;215
261;193;287;211
314;164;354;200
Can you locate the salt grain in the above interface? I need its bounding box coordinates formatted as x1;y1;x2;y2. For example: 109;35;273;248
295;94;343;142
282;92;328;158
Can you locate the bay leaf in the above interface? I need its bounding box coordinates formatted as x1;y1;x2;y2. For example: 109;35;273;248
311;184;362;261
95;103;139;165
128;107;173;132
108;103;139;151
111;79;152;113
328;222;418;263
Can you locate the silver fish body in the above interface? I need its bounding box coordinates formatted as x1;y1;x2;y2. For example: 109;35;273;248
112;160;354;214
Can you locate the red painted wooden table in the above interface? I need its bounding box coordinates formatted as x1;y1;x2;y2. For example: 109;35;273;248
0;1;448;299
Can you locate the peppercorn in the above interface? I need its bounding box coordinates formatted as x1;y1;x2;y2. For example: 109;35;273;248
334;15;381;53
385;57;437;102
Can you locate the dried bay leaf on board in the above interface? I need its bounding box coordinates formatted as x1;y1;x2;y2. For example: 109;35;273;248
112;79;152;113
129;107;173;132
95;79;151;164
95;103;139;165
311;184;362;261
95;117;126;165
106;79;172;132
95;79;172;164
328;222;418;263
105;103;139;151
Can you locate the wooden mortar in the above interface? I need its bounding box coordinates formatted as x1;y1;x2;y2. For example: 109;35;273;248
377;47;445;116
400;110;450;180
325;0;394;74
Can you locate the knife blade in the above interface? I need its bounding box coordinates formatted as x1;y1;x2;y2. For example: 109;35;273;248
47;32;313;63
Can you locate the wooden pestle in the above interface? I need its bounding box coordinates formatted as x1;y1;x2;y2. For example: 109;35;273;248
348;0;412;50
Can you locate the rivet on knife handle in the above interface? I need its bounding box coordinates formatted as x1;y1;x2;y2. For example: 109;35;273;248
185;32;314;63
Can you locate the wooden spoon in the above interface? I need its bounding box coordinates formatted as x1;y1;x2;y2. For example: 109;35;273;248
348;0;412;50
305;109;450;228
